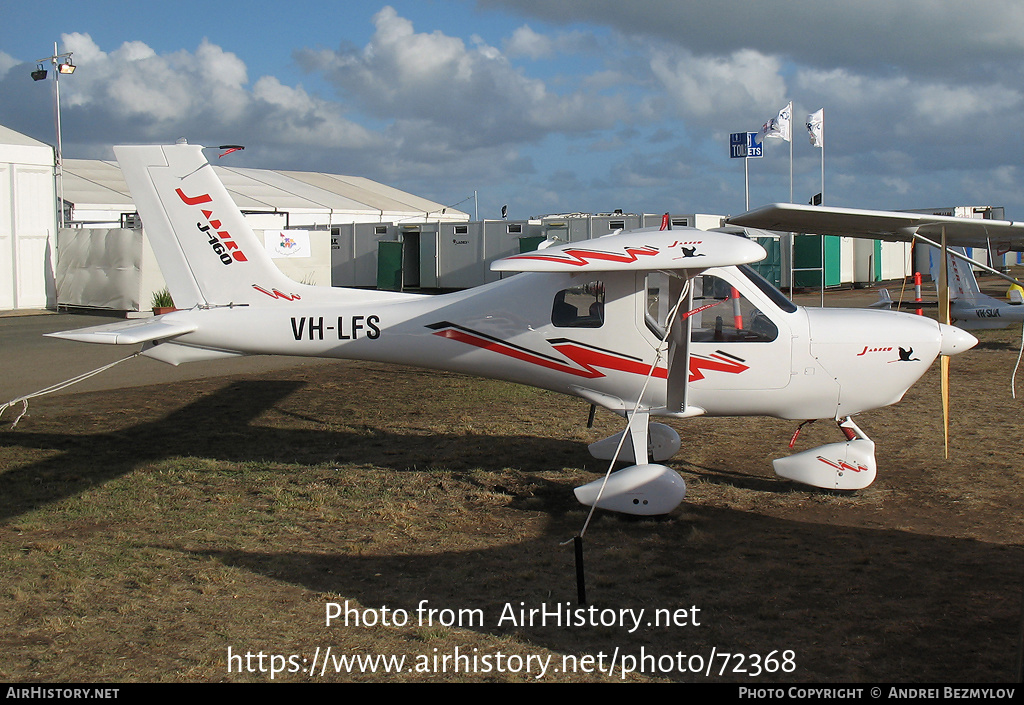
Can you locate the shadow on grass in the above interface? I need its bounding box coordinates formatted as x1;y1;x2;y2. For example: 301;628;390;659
189;504;1024;683
0;379;589;523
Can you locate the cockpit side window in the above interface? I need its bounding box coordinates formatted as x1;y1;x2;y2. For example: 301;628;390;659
552;281;605;328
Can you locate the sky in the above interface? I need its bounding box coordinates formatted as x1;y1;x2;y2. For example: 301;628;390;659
1;0;1023;222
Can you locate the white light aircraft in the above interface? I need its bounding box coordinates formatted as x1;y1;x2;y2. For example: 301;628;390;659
874;245;1024;329
48;147;997;516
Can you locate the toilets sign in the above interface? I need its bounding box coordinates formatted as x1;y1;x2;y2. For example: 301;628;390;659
730;132;762;159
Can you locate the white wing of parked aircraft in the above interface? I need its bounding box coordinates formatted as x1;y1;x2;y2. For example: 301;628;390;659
727;202;1024;251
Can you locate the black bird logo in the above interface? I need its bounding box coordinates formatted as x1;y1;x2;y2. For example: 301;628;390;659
897;347;919;362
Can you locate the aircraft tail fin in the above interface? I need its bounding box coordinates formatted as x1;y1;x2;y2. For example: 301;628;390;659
114;143;306;308
926;245;981;302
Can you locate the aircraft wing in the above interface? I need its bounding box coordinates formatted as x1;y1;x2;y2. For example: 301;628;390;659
46;317;198;345
726;203;1024;251
491;227;766;272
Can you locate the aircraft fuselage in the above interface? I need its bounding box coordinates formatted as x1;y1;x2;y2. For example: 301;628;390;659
146;264;968;423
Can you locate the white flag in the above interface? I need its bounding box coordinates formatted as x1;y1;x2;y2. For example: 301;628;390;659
761;102;792;142
806;109;824;148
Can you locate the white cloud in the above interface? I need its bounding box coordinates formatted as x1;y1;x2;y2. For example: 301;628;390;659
3;4;1023;218
650;48;787;120
0;51;18;78
56;33;250;125
301;6;626;150
479;0;1024;81
251;76;382;150
505;25;555;59
12;32;383;159
881;176;911;195
794;65;1024;163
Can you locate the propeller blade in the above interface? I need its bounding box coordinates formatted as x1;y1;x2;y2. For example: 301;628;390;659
941;354;950;460
939;226;950;460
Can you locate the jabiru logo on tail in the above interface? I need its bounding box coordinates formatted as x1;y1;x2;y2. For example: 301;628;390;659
175;188;249;265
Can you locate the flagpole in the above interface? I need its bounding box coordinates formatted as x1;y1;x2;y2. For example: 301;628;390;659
807;108;825;204
789;101;794;203
820;111;825;204
820;138;825;204
745;153;750;211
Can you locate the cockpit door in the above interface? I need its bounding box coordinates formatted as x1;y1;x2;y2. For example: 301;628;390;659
641;266;794;393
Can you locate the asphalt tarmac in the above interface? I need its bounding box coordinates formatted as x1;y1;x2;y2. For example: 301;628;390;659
0;310;331;403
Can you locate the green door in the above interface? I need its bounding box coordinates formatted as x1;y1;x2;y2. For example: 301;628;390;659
519;235;546;253
751;236;782;287
377;240;403;291
794;234;841;287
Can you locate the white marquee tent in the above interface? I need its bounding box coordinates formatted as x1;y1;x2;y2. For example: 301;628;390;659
61;158;469;229
0;125;57;310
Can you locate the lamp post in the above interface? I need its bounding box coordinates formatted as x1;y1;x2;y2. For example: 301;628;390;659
32;42;75;228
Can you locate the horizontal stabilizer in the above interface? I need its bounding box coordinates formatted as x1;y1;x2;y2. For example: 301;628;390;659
727;203;1024;251
492;227;766;272
46;317;197;345
890;300;938;309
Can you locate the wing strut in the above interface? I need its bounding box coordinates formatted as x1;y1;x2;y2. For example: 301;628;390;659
665;273;692;413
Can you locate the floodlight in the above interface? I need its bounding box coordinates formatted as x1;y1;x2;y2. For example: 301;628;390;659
58;60;75;75
31;64;47;81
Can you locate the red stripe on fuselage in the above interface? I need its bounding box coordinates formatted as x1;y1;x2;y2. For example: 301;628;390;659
551;341;666;379
432;329;605;378
431;328;664;379
431;326;749;383
688;353;749;382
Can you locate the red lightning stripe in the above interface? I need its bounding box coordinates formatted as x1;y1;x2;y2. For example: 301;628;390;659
432;329;605;377
557;343;750;383
687;352;749;382
506;245;660;267
430;323;749;383
551;341;666;379
252;285;301;301
817;457;869;473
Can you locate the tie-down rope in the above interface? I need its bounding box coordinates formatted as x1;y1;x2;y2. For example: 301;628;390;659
0;351;142;429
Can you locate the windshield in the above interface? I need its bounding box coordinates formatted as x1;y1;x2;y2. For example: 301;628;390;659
738;264;797;313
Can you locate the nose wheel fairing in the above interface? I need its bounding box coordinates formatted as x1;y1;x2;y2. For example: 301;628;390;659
773;417;877;490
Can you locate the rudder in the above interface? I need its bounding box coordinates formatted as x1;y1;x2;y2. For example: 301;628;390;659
927;244;980;302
